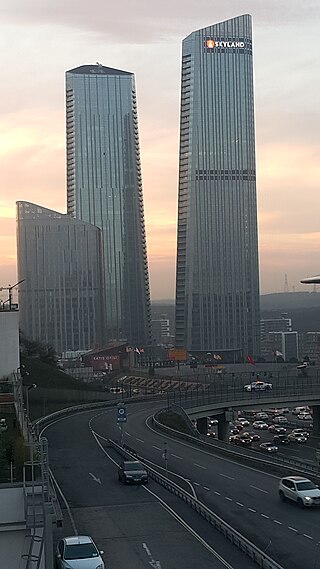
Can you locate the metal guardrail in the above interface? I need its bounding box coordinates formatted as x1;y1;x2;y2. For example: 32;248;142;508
109;439;284;569
153;411;320;480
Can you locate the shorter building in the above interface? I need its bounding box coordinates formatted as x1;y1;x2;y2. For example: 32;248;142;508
0;310;19;379
82;342;129;372
260;315;293;360
298;332;320;364
151;315;171;345
264;331;298;362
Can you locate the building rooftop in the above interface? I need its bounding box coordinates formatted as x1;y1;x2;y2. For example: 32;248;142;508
66;63;132;76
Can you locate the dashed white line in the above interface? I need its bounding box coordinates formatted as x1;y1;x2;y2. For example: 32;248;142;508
248;508;256;513
171;453;183;460
152;445;161;450
288;527;298;533
261;514;269;519
204;486;210;491
214;491;221;496
194;482;200;486
218;473;235;480
225;497;233;502
194;463;207;470
125;432;132;437
136;438;145;443
303;534;313;540
273;520;282;525
250;485;268;494
236;502;244;507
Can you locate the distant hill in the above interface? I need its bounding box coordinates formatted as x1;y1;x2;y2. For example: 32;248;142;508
260;292;320;310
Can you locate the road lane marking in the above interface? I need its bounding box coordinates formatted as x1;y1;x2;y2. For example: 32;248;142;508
261;514;269;519
152;445;161;450
89;472;101;484
225;497;232;501
248;508;256;513
194;463;207;469
288;527;298;532
125;432;132;437
303;534;313;540
214;491;221;495
142;542;162;569
171;453;183;460
194;482;200;486
218;473;235;480
273;520;282;525
250;484;268;494
236;502;244;507
204;486;210;491
136;437;145;443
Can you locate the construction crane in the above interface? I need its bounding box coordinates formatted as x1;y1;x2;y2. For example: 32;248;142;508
0;279;25;310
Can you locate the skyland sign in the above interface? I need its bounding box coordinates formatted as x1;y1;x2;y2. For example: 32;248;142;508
206;39;245;49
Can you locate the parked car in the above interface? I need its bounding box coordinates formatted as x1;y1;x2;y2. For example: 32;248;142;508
268;425;286;434
55;535;105;569
279;476;320;507
260;442;278;453
118;460;148;484
244;381;272;392
252;421;269;430
273;434;290;445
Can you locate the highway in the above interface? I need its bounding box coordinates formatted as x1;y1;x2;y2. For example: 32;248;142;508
44;400;320;569
44;406;258;569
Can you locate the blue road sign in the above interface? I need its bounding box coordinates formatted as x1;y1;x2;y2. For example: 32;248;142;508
117;405;127;423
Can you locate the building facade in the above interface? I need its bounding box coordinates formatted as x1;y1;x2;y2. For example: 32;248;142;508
16;201;104;353
65;64;151;346
175;15;260;357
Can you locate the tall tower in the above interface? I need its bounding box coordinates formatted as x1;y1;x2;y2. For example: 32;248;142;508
66;64;151;346
175;15;260;358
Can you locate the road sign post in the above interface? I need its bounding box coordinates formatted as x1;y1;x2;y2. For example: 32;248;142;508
117;405;127;447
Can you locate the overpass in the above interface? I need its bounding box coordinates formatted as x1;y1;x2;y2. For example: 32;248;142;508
166;373;320;439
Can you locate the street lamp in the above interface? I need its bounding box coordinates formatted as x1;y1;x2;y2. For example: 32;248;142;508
26;383;37;424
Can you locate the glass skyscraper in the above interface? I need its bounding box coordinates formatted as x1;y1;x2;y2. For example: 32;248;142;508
17;201;104;353
175;15;260;358
66;64;151;346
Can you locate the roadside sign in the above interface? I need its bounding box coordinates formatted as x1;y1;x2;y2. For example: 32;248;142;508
117;405;127;423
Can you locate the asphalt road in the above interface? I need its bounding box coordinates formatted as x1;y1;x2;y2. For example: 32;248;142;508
85;400;320;569
44;407;258;569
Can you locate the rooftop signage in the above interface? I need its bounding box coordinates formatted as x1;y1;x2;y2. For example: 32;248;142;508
206;39;245;49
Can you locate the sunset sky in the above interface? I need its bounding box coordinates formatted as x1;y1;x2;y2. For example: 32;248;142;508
0;1;319;301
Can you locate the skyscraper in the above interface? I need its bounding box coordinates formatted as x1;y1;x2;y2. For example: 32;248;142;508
66;64;151;346
175;15;260;358
17;201;104;353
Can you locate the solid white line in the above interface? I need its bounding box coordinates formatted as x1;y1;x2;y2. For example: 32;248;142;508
152;445;161;450
194;463;207;469
250;485;268;494
143;485;236;568
171;453;183;460
261;514;269;519
288;527;298;532
218;473;235;480
136;437;145;443
248;508;256;513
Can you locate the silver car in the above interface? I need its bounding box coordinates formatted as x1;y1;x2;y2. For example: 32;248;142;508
55;535;105;569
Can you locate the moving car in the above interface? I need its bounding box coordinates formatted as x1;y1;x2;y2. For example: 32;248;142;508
287;432;307;443
292;406;310;415
118;460;148;484
237;417;250;427
279;476;320;507
273;434;290;445
255;412;269;420
244;381;272;392
268;425;286;434
298;413;312;421
291;428;310;438
273;415;288;425
252;421;269;430
243;431;260;441
55;535;105;569
260;442;278;453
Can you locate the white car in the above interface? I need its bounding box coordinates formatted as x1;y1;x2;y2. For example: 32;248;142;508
298;413;312;421
255;412;269;420
288;432;307;443
292;406;310;415
252;421;269;430
237;417;250;426
244;381;272;392
55;535;105;569
279;476;320;507
273;415;288;425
